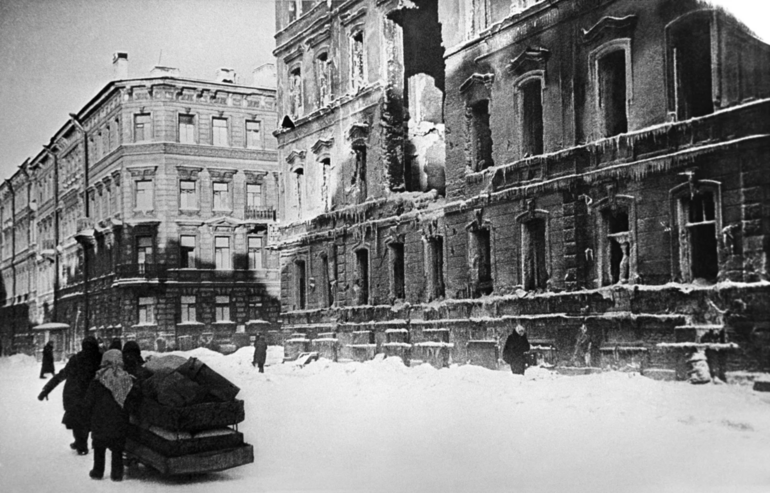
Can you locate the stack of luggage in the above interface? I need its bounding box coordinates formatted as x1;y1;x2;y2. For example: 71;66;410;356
125;355;253;475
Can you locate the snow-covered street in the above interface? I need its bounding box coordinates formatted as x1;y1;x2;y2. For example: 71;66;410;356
2;348;769;493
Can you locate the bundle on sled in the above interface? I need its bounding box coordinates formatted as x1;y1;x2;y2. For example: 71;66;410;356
125;355;253;475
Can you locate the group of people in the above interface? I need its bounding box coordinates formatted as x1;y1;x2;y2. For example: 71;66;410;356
38;337;145;482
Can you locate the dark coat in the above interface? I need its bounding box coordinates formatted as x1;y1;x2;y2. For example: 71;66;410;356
83;379;141;449
122;341;151;380
39;339;101;429
503;331;531;374
253;339;268;366
41;343;55;374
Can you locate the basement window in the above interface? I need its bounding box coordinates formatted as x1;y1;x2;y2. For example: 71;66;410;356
685;192;718;282
426;236;445;301
522;219;547;290
355;249;369;305
470;99;493;171
353;145;367;203
321;253;334;308
390;242;405;301
519;77;544;157
295;259;307;310
471;228;493;296
669;14;714;119
597;49;628;137
606;211;630;285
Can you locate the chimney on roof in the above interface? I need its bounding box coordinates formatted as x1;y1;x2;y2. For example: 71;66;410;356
113;52;128;80
216;68;236;84
252;63;276;88
150;65;180;77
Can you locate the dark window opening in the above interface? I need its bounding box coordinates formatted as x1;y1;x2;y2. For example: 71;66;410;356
179;235;196;269
523;219;547;290
472;228;493;297
353;146;367;203
355;250;369;305
607;211;630;285
686;192;718;282
321;254;334;308
598;50;628;137
520;78;544;157
321;158;331;211
471;100;493;171
427;237;445;300
295;260;307;310
672;17;713;119
390;243;405;301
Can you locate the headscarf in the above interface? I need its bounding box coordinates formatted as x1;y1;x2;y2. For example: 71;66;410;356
95;349;134;408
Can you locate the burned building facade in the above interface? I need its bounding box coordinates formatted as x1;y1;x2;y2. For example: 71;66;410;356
0;59;281;356
277;0;770;376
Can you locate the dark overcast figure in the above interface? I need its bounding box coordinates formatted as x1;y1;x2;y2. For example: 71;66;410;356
108;338;122;351
503;324;531;375
121;341;150;381
253;335;268;373
38;336;101;455
83;349;140;482
40;341;56;379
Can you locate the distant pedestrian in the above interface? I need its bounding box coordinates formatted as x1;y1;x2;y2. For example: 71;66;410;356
252;335;268;373
83;349;140;482
40;341;56;379
38;336;102;455
503;324;530;375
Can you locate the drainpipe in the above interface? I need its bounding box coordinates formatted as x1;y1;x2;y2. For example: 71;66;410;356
42;145;60;325
69;114;90;339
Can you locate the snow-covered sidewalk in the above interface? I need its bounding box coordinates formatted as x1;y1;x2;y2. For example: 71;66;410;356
1;348;769;493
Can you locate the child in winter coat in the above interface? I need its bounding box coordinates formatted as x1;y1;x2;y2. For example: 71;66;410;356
83;349;140;481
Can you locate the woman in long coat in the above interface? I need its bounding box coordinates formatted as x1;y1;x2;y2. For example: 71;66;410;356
40;341;56;378
38;336;102;454
503;324;531;375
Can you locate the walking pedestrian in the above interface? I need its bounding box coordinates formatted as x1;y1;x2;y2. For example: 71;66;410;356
252;334;268;373
40;341;56;379
503;323;531;375
37;336;101;455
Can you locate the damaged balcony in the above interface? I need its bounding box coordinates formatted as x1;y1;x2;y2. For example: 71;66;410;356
74;218;96;246
245;205;276;221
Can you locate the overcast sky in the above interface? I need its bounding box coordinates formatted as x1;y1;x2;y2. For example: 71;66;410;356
0;0;768;181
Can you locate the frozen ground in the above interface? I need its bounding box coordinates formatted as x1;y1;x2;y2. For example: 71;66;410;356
1;348;770;493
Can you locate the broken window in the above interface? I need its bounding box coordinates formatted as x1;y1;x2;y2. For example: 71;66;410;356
179;235;196;268
523;219;547;290
470;99;494;171
684;192;718;282
426;236;445;300
519;78;544;157
390;242;405;301
321;253;334;308
321;158;331;212
471;228;493;296
355;249;369;305
295;259;307;309
289;67;303;119
293;168;305;219
670;14;714;119
605;211;630;285
353;145;367;203
597;49;628;137
350;31;365;92
316;52;331;107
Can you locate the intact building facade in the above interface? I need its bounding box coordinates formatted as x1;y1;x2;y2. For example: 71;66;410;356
0;58;281;356
275;0;770;377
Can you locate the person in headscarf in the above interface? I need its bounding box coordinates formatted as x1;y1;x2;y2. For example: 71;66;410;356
40;341;56;379
121;340;150;380
83;349;140;482
108;338;122;351
502;324;531;375
38;336;102;455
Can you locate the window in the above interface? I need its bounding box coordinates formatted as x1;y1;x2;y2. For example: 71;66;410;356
137;236;153;273
179;180;197;210
321;253;334;308
669;14;714;120
180;296;196;323
604;210;631;285
293;168;305;218
212;117;228;146
427;237;445;300
351;31;365;92
316;52;331;106
138;297;156;325
355;250;369;305
289;67;303;119
353;146;367;203
213;182;230;210
179;114;195;144
246;121;261;148
470;99;493;170
522;219;547;290
295;260;307;309
390;243;405;301
248;295;262;320
248;237;264;270
597;49;628;137
135;180;153;210
684;192;718;282
134;114;151;142
215;295;230;322
215;236;231;270
179;235;196;268
471;228;492;296
247;184;262;208
321;158;331;211
519;78;544;157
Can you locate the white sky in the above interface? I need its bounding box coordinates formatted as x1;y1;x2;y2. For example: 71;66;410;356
0;0;768;180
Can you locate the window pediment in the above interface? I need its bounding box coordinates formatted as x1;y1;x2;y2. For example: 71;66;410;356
286;149;306;166
459;73;495;99
508;48;550;78
310;138;334;154
582;15;638;45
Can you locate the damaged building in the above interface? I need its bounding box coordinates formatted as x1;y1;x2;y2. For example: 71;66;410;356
0;56;281;356
275;0;770;378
